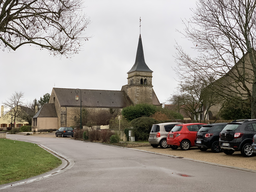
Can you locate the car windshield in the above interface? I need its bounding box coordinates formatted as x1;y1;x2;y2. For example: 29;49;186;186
151;125;160;132
171;126;182;132
222;124;239;131
199;126;211;132
200;124;226;133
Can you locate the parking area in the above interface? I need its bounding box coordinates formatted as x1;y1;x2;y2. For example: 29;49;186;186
135;146;256;171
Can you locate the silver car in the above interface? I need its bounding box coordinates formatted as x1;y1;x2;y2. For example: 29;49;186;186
148;122;181;148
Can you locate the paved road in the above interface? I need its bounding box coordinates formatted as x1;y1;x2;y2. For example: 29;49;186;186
1;134;256;192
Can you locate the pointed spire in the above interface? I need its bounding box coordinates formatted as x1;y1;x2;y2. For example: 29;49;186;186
128;35;152;73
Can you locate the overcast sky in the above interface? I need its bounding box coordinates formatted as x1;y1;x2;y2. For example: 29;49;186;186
0;0;198;109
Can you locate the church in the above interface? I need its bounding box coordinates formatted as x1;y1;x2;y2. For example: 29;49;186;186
32;34;161;131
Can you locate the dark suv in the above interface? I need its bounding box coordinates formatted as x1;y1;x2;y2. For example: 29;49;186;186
196;123;227;152
219;119;256;157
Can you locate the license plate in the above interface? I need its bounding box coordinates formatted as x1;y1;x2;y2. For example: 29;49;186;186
68;131;71;132
196;140;201;144
222;143;229;147
169;135;173;138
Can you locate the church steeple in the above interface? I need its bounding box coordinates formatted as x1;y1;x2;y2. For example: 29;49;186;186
128;35;152;73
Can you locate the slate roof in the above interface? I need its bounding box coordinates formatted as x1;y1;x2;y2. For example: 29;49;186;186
33;103;57;118
53;88;132;108
128;35;153;73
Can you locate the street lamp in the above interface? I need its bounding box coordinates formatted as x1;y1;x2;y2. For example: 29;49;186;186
10;116;13;129
75;89;82;129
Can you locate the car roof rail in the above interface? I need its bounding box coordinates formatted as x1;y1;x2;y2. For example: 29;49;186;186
232;119;256;123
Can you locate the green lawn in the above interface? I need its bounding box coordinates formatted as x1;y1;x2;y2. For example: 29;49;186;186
0;138;61;185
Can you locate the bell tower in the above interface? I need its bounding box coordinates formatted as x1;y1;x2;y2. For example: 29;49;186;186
122;34;154;105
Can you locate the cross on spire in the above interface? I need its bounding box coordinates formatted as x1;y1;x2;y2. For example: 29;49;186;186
139;17;141;34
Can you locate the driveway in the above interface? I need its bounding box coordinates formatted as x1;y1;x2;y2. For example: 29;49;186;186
31;132;256;171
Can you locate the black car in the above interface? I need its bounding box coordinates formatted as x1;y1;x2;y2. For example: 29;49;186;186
55;127;74;137
195;123;227;152
219;119;256;157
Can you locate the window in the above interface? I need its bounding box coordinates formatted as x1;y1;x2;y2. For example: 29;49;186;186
172;126;182;132
187;125;199;132
140;79;143;85
151;125;160;132
144;79;147;85
245;123;256;132
164;124;176;132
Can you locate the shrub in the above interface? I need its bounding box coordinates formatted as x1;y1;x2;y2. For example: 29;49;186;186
6;127;12;131
100;129;114;143
0;128;3;131
83;130;89;140
20;126;31;132
131;117;158;141
73;129;84;140
110;134;120;143
220;98;251;120
156;108;183;120
122;104;157;121
88;129;101;142
10;128;20;134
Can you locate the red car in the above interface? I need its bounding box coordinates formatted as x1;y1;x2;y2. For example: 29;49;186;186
167;123;206;150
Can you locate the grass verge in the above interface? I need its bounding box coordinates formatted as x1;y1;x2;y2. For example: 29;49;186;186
0;138;62;185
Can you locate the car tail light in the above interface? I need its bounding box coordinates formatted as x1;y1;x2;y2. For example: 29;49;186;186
156;132;161;138
205;133;213;138
234;133;243;138
63;131;66;133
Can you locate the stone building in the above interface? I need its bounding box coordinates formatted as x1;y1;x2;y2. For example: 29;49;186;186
32;34;161;131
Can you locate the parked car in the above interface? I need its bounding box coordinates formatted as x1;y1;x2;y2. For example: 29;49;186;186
195;123;227;152
55;127;74;137
167;123;206;150
148;122;181;148
252;134;256;154
219;119;256;157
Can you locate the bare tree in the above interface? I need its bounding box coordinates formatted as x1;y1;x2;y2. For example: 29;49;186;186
0;0;89;55
175;0;256;118
170;76;219;121
3;92;24;128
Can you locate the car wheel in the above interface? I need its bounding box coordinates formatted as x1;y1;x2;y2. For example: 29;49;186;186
170;145;178;150
151;144;158;148
211;141;221;153
160;139;168;149
223;149;234;155
180;140;190;150
55;134;58;137
241;143;253;157
199;147;207;151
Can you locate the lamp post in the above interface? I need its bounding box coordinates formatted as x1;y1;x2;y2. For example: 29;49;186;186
75;89;82;129
10;116;13;129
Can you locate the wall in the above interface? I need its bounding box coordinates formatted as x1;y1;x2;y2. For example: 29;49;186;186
33;117;58;131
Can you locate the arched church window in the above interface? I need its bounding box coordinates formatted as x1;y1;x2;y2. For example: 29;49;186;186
140;78;143;85
144;79;147;85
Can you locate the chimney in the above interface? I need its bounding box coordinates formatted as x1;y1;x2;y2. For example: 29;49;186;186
1;105;4;117
35;105;38;113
